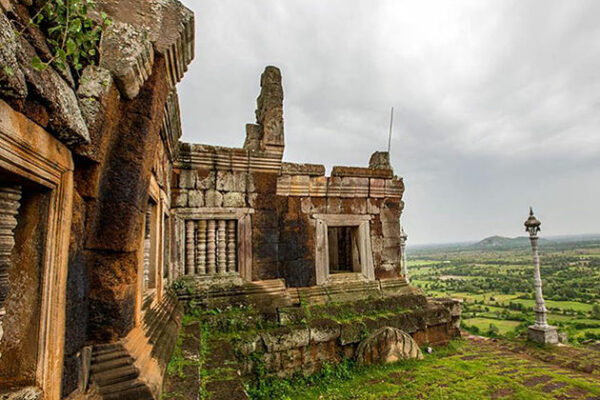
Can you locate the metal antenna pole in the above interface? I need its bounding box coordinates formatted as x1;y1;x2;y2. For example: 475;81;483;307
387;107;394;155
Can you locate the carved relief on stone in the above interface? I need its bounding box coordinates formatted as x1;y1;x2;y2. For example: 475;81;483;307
217;220;226;274
0;186;21;308
356;327;423;366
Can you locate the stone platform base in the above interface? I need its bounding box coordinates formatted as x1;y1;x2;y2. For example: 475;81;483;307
528;325;559;345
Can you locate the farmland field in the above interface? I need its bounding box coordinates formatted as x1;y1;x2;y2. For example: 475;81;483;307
408;239;600;342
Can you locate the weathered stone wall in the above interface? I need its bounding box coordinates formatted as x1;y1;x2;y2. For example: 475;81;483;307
235;296;460;379
0;0;194;398
172;66;285;282
173;66;405;288
172;146;283;280
276;164;405;286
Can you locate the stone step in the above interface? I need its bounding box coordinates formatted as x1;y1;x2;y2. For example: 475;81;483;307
91;364;139;387
102;383;153;400
99;379;146;396
91;356;134;373
92;350;130;364
93;344;124;356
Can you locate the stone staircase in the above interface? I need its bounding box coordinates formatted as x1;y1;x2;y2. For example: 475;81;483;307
89;343;153;400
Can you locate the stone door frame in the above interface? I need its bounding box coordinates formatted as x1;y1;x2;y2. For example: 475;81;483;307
173;207;254;281
0;100;74;400
312;214;375;285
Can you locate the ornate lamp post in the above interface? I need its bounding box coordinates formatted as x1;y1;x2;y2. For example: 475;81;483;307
400;226;409;283
525;207;558;344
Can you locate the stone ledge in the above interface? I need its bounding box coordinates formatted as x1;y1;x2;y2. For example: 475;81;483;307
331;166;394;179
281;162;325;176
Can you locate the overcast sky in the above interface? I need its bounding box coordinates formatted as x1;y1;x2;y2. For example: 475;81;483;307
177;0;600;245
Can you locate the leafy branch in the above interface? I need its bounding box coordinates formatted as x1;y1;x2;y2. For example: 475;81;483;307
30;0;111;74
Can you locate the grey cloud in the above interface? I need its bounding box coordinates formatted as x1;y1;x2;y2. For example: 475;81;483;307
178;0;600;244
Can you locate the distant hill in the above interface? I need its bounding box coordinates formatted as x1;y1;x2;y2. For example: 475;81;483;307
472;235;551;249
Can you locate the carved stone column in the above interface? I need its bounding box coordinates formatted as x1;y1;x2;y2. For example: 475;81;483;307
185;220;195;275
207;220;216;274
525;208;558;344
400;227;409;283
196;220;207;275
217;220;226;274
0;186;21;308
143;211;151;289
226;220;236;273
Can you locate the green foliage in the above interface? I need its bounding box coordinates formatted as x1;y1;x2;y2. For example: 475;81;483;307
250;339;600;400
246;358;356;400
27;0;111;74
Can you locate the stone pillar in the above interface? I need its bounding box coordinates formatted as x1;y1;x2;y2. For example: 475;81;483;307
226;220;236;273
196;220;207;275
185;220;195;275
0;186;21;308
400;227;409;283
143;211;152;289
217;220;226;274
525;208;558;344
207;220;216;274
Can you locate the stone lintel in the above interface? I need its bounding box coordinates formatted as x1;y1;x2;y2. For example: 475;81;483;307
331;166;393;179
281;162;325;176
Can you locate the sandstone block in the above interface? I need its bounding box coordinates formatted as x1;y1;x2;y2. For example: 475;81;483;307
309;176;328;197
369;151;392;170
0;12;27;99
232;172;247;192
326;197;342;214
281;163;325;176
356;327;423;366
339;321;365;345
341;198;367;214
367;198;381;214
197;170;216;190
99;21;154;99
290;175;310;196
280;348;304;374
188;190;204;207
261;326;309;352
179;169;196;189
205;190;223;207
223;192;246;207
369;179;385;198
309;319;341;344
382;221;401;238
16;37;90;145
173;190;188;208
247;193;258;208
216;171;234;191
246;173;256;193
244;123;262;151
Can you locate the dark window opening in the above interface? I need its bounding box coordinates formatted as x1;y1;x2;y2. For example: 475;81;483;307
328;226;361;274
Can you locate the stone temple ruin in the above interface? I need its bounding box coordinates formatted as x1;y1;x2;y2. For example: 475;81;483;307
0;1;461;399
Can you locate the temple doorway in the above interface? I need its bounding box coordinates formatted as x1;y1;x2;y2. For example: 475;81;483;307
327;226;361;274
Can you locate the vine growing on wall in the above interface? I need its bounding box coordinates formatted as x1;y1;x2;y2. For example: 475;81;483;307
30;0;111;73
